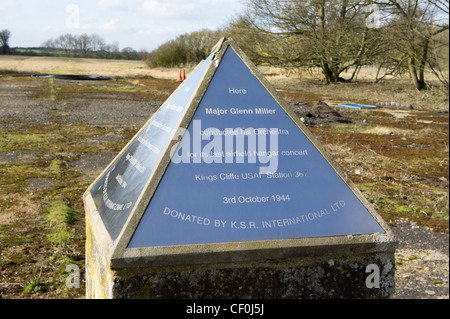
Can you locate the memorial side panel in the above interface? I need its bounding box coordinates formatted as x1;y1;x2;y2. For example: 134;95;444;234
90;53;215;241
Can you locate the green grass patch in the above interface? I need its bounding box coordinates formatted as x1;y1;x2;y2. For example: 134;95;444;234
0;163;39;192
0;133;49;152
46;201;81;245
23;278;54;294
47;201;81;225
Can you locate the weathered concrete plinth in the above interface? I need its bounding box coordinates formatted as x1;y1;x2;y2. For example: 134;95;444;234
86;201;397;299
89;255;397;299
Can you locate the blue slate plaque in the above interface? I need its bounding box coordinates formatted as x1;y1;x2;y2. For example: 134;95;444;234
128;47;384;248
90;53;215;241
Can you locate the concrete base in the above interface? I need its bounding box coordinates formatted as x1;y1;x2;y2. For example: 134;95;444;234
116;257;394;299
86;221;396;299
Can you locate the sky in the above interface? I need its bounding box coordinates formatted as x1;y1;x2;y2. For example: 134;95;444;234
0;0;247;51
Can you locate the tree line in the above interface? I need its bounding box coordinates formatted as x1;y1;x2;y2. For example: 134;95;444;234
41;33;143;60
147;0;448;91
0;30;144;60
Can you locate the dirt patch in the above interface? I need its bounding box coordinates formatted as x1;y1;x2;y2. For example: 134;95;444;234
75;132;125;146
68;151;118;180
25;178;55;191
289;101;353;126
391;218;449;299
309;105;448;233
0;78;53;128
0;150;41;164
388;109;417;119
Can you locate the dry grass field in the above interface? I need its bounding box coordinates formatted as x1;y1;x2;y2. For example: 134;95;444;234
0;55;448;299
0;55;181;79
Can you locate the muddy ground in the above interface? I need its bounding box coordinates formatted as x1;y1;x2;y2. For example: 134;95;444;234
0;72;448;299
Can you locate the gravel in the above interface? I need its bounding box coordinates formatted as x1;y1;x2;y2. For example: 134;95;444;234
1;75;448;299
391;218;449;299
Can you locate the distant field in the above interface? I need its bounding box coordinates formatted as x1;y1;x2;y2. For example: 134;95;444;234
0;55;180;79
13;49;47;55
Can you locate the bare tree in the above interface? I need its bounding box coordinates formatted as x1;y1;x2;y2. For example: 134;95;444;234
225;16;276;64
422;0;449;14
76;33;93;55
0;29;11;54
374;0;449;90
427;27;449;89
236;0;380;83
89;34;106;52
54;33;77;56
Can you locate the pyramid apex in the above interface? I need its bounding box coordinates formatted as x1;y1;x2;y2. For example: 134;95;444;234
210;37;227;53
211;37;241;55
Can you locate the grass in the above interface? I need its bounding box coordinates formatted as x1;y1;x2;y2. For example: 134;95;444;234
46;201;81;245
23;279;53;294
0;55;181;79
308;109;448;231
0;58;448;299
0;71;161;298
266;66;449;111
0;133;49;152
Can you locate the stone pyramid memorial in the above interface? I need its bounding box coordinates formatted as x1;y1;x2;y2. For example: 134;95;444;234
84;38;395;276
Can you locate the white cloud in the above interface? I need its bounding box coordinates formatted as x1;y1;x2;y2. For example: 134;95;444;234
99;18;121;32
141;0;196;19
39;25;56;33
134;26;186;50
0;0;18;10
97;0;125;11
